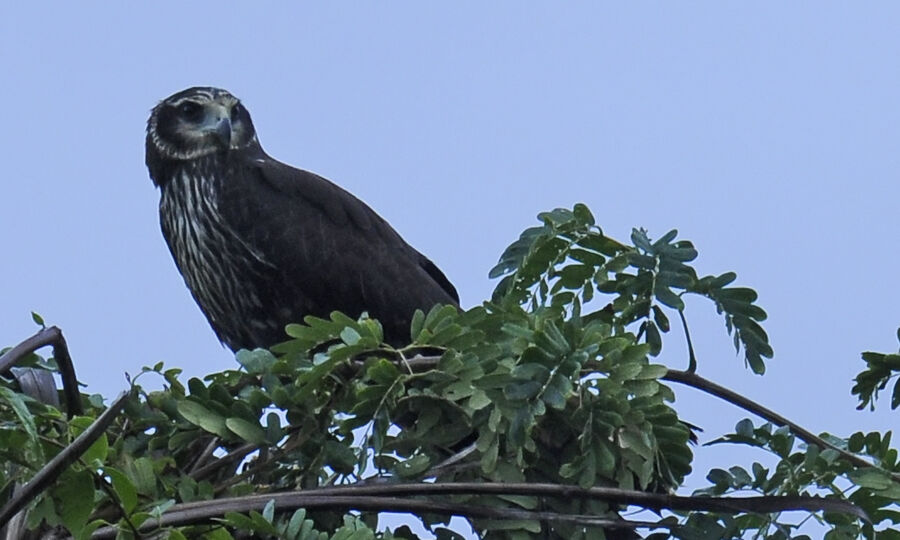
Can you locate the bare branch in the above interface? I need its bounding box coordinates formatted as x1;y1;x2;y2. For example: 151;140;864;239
188;441;254;481
663;369;900;482
187;436;222;475
0;326;82;416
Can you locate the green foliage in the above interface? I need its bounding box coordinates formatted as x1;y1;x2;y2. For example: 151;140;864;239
489;204;771;373
853;328;900;411
696;419;900;538
0;203;895;539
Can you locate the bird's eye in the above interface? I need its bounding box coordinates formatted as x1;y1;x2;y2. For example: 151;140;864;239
178;102;203;121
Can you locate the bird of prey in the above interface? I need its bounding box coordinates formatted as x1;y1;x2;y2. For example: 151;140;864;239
146;87;459;351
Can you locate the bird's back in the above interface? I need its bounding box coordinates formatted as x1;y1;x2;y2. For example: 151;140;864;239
218;149;459;345
158;149;458;350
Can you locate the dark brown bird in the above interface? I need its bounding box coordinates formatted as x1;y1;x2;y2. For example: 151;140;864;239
146;87;458;350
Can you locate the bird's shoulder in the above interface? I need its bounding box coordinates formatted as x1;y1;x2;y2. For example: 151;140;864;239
235;151;394;236
219;150;460;305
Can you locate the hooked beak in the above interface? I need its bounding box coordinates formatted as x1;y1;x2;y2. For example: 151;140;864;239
212;117;232;148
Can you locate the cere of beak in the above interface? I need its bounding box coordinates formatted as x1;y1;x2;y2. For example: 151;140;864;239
213;117;232;148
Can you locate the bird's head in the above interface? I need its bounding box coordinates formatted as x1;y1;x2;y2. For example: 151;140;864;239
146;87;258;167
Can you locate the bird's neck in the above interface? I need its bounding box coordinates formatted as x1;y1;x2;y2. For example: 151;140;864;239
152;153;227;191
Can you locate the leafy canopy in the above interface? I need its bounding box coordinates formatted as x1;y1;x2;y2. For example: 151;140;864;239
0;203;897;540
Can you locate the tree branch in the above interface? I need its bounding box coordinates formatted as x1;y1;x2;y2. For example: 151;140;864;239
0;326;82;416
188;441;256;482
363;353;900;482
662;369;900;482
91;493;656;538
0;391;129;528
88;480;866;538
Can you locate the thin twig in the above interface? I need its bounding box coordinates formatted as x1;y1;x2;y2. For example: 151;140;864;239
187;436;222;475
0;326;82;416
191;423;310;486
188;441;257;484
677;309;697;373
663;369;900;482
0;391;130;527
91;470;141;538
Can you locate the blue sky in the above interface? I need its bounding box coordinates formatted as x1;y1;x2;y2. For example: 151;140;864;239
1;2;898;534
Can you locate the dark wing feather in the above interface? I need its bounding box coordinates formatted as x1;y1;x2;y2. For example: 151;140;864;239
217;149;458;343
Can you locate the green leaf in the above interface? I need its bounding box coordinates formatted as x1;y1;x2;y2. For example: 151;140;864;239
847;468;893;489
490;226;547;278
572;203;595;226
508;407;533;447
177;400;229;438
541;382;566;410
735;419;755;438
284;323;329;342
235;349;277;374
187;378;208;399
340;327;361;346
568;248;605;266
69;416;109;463
423;304;458;332
848;432;864;452
223;511;255;531
366;359;399;385
595;440;616;475
718;287;758;304
558;264;593;288
652;305;670;332
631;228;653;252
709;272;737;289
578;233;624;257
262;498;275;522
410;309;425;341
654;285;684;310
893;378;900;410
878;354;900;370
628;253;657;270
619;429;653;460
707;468;733;488
663;244;698;262
644;321;662;356
104;467;138;514
248;509;280;534
504;381;542;401
651;229;679;251
539;207;576;227
468;389;492;410
226;417;266;445
501;323;536;341
637;364;669;380
395;454;432;478
31;311;46;327
286;508;308;539
511;362;551;382
125;457;157;496
0;386;38;441
53;469;94;536
611;361;643;381
264;412;283;443
167;530;189;540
